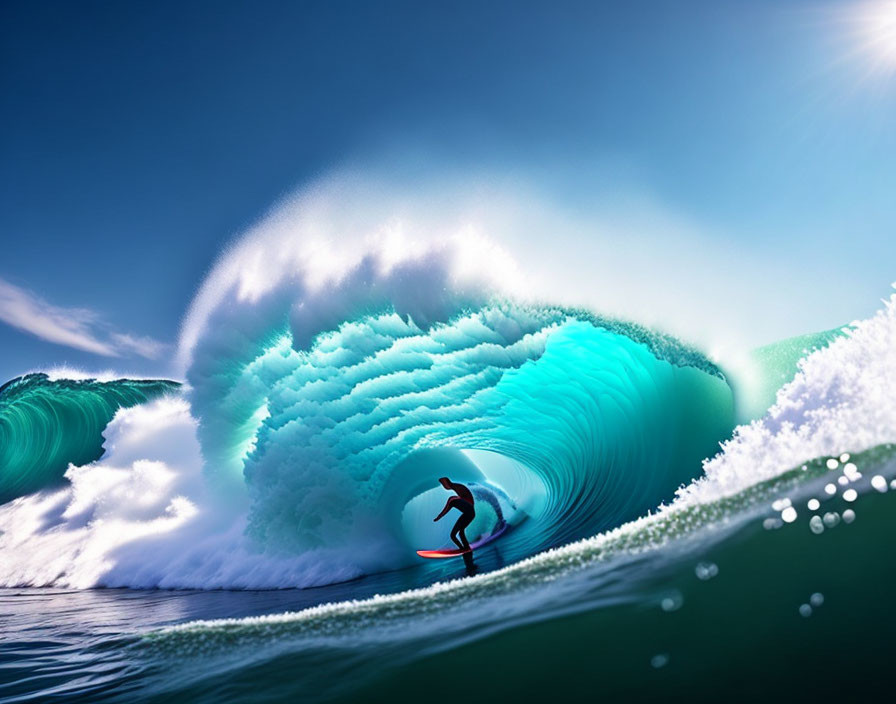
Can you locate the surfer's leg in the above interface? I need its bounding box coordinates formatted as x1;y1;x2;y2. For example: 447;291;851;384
449;521;466;550
455;514;473;551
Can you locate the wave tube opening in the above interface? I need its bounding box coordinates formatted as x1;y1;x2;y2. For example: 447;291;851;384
391;448;541;554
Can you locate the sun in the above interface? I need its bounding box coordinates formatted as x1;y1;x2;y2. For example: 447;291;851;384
853;0;896;76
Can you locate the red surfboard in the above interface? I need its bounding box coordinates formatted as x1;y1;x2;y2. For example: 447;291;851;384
416;524;508;559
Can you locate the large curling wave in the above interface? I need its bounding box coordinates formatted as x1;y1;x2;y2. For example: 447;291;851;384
176;186;735;583
0;184;736;588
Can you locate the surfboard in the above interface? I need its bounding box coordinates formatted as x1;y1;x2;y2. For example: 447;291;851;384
415;523;508;559
416;547;471;559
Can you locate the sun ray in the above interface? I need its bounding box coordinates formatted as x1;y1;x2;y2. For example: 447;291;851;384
841;0;896;79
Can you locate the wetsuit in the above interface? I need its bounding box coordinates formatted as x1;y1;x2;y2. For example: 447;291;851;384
440;490;475;551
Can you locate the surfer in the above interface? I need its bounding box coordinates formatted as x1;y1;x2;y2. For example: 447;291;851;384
433;477;476;552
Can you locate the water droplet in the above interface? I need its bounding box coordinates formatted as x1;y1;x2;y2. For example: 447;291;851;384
799;604;813;617
810;592;824;607
839;453;850;463
823;512;840;527
807;499;820;511
826;458;839;470
660;591;683;612
651;654;669;668
842;509;856;523
695;562;719;581
837;476;849;486
871;475;888;492
809;516;824;534
825;483;837;495
843;489;857;502
781;507;798;523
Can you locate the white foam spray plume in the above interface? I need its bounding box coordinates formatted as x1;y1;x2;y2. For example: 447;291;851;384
177;177;525;375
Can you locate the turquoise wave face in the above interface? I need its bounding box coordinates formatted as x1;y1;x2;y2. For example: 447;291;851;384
187;303;736;570
0;374;180;504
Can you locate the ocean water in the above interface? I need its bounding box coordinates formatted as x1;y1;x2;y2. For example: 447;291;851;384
3;446;895;703
2;215;895;702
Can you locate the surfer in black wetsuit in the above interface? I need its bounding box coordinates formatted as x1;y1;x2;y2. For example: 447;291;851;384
433;477;476;552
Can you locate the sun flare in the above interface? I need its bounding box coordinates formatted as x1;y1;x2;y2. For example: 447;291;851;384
854;0;896;75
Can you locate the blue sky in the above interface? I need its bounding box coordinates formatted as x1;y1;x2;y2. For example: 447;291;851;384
2;0;895;381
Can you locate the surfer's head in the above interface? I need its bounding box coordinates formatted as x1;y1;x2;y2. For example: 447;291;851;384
438;477;452;489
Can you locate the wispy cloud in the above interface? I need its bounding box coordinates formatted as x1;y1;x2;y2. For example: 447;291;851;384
0;277;166;359
109;332;167;360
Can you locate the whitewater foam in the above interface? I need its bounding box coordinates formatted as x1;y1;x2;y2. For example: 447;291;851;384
0;398;374;589
177;183;525;374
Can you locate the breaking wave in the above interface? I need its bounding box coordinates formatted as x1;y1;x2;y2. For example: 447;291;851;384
1;179;892;592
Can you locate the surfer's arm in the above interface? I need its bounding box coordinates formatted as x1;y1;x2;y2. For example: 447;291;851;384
433;499;454;522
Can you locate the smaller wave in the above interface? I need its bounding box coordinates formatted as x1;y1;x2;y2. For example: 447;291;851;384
730;327;844;422
0;397;373;589
0;373;180;503
681;288;896;507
